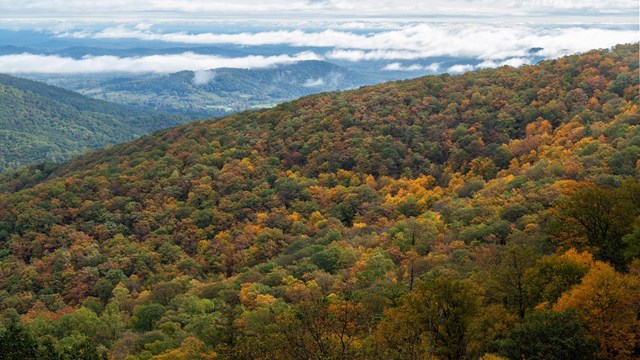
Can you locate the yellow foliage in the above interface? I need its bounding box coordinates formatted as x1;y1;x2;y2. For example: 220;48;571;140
365;174;377;188
447;175;465;193
479;354;508;360
553;261;640;359
255;212;268;224
255;294;276;306
559;248;594;268
285;280;321;303
238;282;256;307
135;290;151;304
239;157;255;172
214;230;233;243
152;337;216;360
288;211;302;222
196;240;210;255
525;118;553;137
309;211;325;228
523;223;539;234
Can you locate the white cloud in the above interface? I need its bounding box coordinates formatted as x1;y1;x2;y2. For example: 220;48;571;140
0;52;322;74
192;69;216;85
303;78;325;87
326;49;426;62
382;62;441;72
382;62;403;71
59;24;639;62
447;64;475;74
2;0;637;17
476;57;532;69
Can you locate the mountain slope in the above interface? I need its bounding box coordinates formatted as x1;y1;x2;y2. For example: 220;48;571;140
0;44;638;359
0;74;190;170
35;60;374;118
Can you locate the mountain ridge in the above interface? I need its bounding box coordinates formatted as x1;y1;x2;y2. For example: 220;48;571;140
0;44;638;359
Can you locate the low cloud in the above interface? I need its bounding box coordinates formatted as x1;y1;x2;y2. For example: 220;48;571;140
447;64;475;74
326;49;427;62
476;57;532;69
382;62;440;72
192;70;216;85
443;57;531;75
2;22;637;75
303;78;325;87
0;52;322;74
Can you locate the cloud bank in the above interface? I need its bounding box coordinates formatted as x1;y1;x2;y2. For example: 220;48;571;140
2;23;636;74
0;52;322;74
62;24;639;62
382;63;441;72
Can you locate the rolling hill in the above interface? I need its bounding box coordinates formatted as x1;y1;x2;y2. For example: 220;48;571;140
0;74;190;170
0;44;638;359
29;60;375;118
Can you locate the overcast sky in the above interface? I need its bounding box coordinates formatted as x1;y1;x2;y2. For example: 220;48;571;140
2;0;638;23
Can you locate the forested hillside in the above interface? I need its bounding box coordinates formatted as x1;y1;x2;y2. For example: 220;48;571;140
0;74;189;170
33;60;373;118
0;44;638;359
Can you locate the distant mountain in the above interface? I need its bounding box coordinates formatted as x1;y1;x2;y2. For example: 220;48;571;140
0;44;251;58
0;45;34;55
32;60;375;118
54;45;250;59
0;74;190;170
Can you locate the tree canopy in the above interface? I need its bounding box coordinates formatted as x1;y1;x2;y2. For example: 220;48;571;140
0;44;638;359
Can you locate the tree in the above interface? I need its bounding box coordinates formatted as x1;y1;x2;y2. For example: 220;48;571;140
553;261;640;359
150;281;184;306
405;276;479;360
524;249;590;308
486;245;536;319
274;280;370;360
0;322;38;360
56;334;103;360
497;310;597;360
132;304;165;332
551;182;638;269
375;300;428;360
390;213;443;290
152;337;216;360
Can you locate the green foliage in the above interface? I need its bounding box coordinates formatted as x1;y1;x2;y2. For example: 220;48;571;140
132;304;165;331
0;45;638;359
551;181;639;269
0;323;38;360
410;276;479;360
40;60;373;119
496;310;598;360
0;74;189;170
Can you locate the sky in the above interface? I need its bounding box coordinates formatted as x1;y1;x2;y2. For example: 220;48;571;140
0;0;637;74
2;0;638;20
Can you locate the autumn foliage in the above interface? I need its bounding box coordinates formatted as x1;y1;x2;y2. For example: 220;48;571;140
0;44;638;359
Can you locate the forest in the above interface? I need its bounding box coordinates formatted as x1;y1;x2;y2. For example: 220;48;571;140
0;44;638;359
0;74;189;171
37;60;372;119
